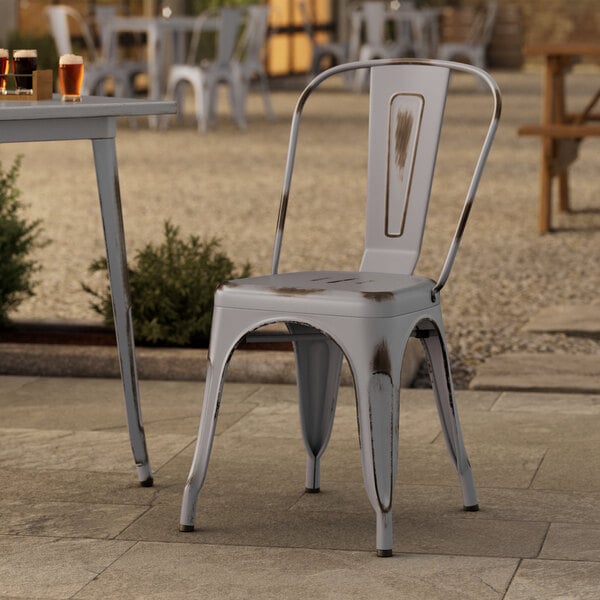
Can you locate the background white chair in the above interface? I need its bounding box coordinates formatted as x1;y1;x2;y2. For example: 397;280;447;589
179;58;501;557
436;0;498;70
353;1;414;90
233;5;274;127
165;8;244;132
45;4;145;97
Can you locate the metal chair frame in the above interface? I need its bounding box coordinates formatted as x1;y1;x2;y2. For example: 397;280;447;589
179;59;501;556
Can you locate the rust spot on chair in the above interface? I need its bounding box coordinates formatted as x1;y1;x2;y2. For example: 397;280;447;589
271;287;325;296
325;277;358;284
395;110;414;171
371;341;391;376
362;291;395;302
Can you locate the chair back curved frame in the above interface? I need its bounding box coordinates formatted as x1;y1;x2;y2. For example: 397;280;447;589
45;4;99;61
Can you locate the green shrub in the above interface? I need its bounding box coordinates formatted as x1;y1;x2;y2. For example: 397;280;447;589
0;157;45;325
83;221;251;347
6;32;58;72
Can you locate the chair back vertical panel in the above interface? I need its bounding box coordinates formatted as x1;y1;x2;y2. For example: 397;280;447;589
360;64;450;275
216;8;243;69
238;6;269;64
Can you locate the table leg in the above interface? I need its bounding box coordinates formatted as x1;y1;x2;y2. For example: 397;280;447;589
92;137;153;487
558;172;570;212
539;145;552;234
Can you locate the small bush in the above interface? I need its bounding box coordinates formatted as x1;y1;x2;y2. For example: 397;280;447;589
83;221;251;347
0;156;45;325
6;32;58;72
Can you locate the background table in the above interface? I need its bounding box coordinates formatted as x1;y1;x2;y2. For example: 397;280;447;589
518;43;600;233
102;16;220;104
0;95;176;485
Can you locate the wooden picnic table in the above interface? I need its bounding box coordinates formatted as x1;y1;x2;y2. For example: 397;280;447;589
518;43;600;233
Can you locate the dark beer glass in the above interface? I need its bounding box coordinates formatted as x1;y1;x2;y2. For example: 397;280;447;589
12;49;38;94
58;54;84;102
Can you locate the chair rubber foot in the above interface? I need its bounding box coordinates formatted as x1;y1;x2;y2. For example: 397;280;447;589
139;476;154;488
179;524;195;532
377;549;393;558
305;487;320;494
464;504;479;512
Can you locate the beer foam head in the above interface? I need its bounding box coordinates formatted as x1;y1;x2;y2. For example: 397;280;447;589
0;49;8;58
59;54;83;65
13;49;37;58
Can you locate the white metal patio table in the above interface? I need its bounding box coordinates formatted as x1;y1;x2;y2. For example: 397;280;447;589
0;94;176;486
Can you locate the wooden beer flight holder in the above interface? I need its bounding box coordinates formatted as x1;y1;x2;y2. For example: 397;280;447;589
0;70;53;101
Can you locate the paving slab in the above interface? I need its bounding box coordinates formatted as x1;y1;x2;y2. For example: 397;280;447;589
492;391;600;415
0;500;147;539
469;352;600;393
0;536;134;600
0;428;193;473
522;304;600;337
73;542;518;600
531;442;600;493
540;523;600;562
505;559;600;600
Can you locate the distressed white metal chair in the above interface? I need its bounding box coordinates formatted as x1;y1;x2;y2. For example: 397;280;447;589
93;5;147;79
45;4;144;97
436;0;498;71
165;8;244;132
180;59;501;557
232;5;274;127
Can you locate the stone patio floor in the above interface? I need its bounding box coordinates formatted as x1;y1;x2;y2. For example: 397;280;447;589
1;374;600;599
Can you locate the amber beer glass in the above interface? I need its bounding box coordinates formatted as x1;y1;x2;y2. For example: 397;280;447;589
0;49;9;94
12;49;37;94
58;54;84;102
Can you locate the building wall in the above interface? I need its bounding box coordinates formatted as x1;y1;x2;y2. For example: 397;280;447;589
451;0;600;67
11;0;600;71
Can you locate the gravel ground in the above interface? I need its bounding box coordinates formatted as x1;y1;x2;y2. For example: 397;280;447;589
1;68;599;388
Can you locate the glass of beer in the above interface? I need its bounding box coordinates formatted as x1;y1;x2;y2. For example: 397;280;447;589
58;54;84;102
12;49;37;94
0;49;8;94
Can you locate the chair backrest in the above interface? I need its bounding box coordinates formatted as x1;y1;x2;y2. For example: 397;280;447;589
361;1;387;46
215;8;243;68
93;5;118;61
236;5;270;67
271;59;501;296
467;0;498;46
45;5;98;62
186;8;242;68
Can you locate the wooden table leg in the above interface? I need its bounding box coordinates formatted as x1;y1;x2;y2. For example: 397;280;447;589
539;143;552;233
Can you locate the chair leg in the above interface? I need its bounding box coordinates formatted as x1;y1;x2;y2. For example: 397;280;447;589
348;332;405;557
258;73;275;121
179;315;238;531
228;78;247;130
288;324;343;492
419;326;478;511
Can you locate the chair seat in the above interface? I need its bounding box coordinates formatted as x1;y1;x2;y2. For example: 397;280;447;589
216;271;436;317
